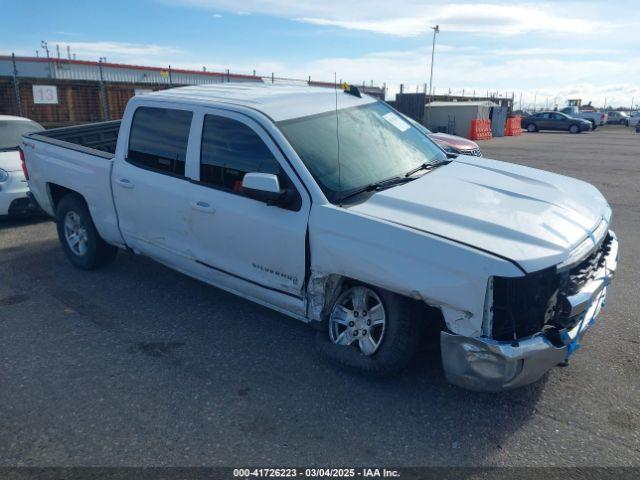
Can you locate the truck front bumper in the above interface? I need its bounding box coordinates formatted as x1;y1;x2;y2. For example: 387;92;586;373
441;231;619;392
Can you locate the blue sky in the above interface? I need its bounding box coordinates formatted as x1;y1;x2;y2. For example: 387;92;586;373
2;0;639;107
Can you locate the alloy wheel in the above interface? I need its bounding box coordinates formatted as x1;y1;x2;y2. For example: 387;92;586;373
63;211;89;256
329;286;386;356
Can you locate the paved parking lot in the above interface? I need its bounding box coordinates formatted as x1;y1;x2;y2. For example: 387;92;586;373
1;126;639;467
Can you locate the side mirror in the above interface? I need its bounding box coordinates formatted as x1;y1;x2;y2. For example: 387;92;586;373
242;172;293;207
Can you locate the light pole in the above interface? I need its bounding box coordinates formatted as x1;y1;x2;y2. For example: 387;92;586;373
41;40;52;78
426;24;440;128
98;57;110;120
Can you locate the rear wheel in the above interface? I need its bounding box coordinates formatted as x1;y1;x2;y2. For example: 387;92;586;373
526;123;537;132
56;194;117;270
569;124;580;134
318;284;420;375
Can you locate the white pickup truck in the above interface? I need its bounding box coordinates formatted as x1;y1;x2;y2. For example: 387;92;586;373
559;106;608;129
21;84;618;391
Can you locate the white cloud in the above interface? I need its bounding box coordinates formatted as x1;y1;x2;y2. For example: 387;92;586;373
171;0;607;37
51;41;184;63
298;4;602;37
488;47;625;57
259;47;640;107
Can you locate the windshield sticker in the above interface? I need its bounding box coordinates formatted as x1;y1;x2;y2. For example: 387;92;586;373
382;112;410;132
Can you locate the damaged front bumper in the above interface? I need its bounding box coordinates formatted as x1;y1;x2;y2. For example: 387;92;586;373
440;231;619;391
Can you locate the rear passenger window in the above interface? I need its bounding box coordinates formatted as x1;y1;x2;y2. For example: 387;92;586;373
200;115;281;192
128;107;193;176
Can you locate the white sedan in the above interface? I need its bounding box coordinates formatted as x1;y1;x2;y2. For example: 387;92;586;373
0;115;44;216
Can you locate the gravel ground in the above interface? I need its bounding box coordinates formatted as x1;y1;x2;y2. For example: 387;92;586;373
0;125;638;467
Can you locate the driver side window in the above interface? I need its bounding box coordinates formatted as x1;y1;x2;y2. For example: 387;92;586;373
199;115;281;193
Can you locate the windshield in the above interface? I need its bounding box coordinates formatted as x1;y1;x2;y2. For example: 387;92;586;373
0;120;44;150
278;101;445;202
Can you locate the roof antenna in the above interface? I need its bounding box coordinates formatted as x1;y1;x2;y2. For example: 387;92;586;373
334;72;341;195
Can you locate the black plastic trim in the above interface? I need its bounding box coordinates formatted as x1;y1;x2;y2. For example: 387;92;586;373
23;131;116;160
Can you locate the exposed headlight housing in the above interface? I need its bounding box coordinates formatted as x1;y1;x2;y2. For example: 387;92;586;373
0;168;9;182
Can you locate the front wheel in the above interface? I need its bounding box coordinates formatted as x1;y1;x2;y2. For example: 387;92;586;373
56;194;118;270
526;123;537;132
569;124;580;134
590;120;597;130
318;284;420;375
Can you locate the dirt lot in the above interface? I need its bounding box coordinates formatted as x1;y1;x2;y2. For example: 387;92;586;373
1;125;639;467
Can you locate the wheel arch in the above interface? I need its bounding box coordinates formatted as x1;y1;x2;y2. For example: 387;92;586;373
307;271;445;331
48;183;83;212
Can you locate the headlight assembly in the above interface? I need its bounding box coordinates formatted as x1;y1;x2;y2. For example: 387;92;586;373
0;168;9;182
441;144;459;154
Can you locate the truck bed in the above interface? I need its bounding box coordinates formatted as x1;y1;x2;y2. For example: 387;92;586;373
22;120;125;248
27;120;121;157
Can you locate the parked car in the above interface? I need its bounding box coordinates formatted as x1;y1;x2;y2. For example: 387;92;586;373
405;116;482;157
22;84;618;391
522;111;592;133
559;106;607;129
0;115;44;216
628;112;640;128
606;111;629;125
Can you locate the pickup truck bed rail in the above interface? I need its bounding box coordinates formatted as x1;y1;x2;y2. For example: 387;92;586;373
25;120;121;159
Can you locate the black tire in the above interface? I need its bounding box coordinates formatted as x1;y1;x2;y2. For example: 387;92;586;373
526;123;537;132
55;193;117;270
569;124;580;134
316;283;420;375
590;120;597;130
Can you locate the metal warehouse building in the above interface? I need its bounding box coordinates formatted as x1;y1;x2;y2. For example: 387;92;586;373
0;55;265;127
1;55;384;128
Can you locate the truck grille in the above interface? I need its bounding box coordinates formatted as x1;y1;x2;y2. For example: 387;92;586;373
490;232;612;342
564;233;613;295
463;148;483;157
491;268;559;341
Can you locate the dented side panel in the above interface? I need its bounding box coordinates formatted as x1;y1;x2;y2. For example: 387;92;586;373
308;204;523;335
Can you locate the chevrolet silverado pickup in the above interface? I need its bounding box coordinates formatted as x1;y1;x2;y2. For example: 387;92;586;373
21;84;618;391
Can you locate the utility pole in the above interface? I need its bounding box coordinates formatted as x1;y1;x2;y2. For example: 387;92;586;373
11;53;22;117
41;41;52;78
426;24;440;128
519;92;522;111
98;57;110;121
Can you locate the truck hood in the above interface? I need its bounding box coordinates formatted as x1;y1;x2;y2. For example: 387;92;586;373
0;150;21;172
349;155;611;273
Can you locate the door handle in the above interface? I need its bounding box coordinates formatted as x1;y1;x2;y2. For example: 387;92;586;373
190;200;215;214
116;178;134;189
